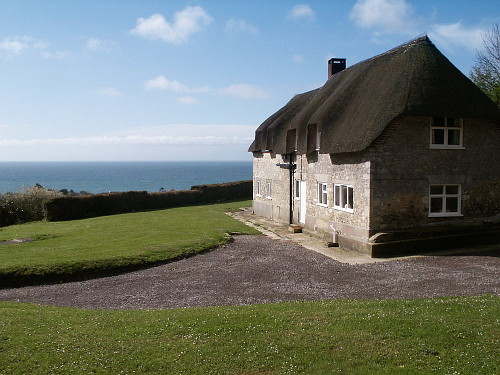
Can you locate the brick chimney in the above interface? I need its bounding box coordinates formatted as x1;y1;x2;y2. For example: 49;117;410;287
328;58;346;79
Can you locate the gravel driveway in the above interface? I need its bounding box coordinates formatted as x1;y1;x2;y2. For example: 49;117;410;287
0;235;498;310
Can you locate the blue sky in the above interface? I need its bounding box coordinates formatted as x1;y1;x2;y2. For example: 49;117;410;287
0;0;498;161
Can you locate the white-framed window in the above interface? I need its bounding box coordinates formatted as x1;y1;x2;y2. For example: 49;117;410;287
256;180;261;196
430;117;463;148
295;180;300;199
317;182;328;206
266;181;272;199
334;184;354;212
429;184;461;217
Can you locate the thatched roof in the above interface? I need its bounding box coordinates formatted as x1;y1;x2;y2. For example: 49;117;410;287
249;36;500;154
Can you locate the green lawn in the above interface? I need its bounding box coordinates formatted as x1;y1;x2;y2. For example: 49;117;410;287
1;296;498;374
0;200;258;286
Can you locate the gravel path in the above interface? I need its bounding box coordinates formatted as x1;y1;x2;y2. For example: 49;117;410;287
0;235;498;310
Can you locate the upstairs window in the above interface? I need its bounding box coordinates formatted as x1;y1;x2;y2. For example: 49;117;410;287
317;182;328;206
334;184;354;213
430;117;463;148
266;182;272;199
429;184;461;217
256;180;261;196
307;124;320;152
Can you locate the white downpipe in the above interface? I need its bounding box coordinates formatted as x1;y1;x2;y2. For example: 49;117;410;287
329;224;340;244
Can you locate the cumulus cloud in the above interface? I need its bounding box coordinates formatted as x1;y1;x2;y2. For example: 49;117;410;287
85;37;114;52
0;125;254;147
0;36;47;56
429;22;485;51
144;75;209;93
288;4;315;21
350;0;415;34
175;96;197;104
225;19;259;35
292;54;304;63
98;87;121;98
130;6;212;44
218;84;270;100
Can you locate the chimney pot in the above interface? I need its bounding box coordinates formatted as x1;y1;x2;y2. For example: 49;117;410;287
328;58;346;79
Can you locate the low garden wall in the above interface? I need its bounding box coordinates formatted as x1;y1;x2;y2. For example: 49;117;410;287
46;180;252;221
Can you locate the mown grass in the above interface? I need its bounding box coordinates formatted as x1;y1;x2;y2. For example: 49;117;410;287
1;296;498;374
0;200;258;286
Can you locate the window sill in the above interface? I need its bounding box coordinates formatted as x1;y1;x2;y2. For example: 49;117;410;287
428;213;463;218
265;196;272;200
429;145;465;150
334;206;354;213
317;203;328;208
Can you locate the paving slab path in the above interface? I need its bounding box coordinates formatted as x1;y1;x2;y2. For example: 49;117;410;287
0;235;498;310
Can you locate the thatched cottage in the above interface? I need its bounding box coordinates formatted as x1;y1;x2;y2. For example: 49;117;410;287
249;36;500;257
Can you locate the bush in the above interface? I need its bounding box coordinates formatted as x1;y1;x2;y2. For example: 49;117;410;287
0;185;62;227
46;181;252;222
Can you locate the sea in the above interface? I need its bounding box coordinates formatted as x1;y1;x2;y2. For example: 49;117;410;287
0;161;253;194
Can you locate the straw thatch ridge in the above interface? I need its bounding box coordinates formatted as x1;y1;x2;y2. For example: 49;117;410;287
249;36;500;155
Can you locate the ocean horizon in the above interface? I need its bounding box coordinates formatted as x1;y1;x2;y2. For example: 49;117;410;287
0;161;253;194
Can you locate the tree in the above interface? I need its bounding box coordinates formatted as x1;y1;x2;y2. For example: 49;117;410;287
470;23;500;107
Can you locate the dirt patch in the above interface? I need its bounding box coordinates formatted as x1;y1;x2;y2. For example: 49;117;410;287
0;238;34;245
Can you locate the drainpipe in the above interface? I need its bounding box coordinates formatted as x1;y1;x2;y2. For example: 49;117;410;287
329;224;340;246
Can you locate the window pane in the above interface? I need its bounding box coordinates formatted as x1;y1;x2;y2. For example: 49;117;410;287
432;129;445;144
448;129;461;145
430;186;444;195
430;197;443;213
341;186;348;209
334;185;340;206
446;197;458;212
295;180;300;198
447;118;462;127
347;187;354;209
433;117;445;126
445;185;459;194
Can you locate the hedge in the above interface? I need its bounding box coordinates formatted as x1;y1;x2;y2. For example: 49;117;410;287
46;180;252;221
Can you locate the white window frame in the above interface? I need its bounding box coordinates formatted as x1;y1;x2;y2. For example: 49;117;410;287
334;184;354;213
430;117;464;149
317;182;328;207
256;180;261;197
266;181;272;199
428;184;462;217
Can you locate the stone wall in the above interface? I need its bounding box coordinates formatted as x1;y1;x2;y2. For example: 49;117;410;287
368;116;500;232
252;152;291;224
294;153;371;241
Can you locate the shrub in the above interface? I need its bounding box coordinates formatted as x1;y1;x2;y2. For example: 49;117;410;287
0;185;62;227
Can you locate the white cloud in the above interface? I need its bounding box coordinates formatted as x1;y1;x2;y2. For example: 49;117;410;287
0;36;47;56
130;6;212;44
350;0;415;34
292;54;304;63
144;75;209;93
98;87;121;98
225;19;259;35
41;50;70;59
0;38;28;54
85;38;114;52
288;4;316;21
175;96;197;104
218;84;270;100
0;125;254;147
429;22;485;51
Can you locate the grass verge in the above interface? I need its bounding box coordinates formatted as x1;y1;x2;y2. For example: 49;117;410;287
0;200;258;287
0;296;498;374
